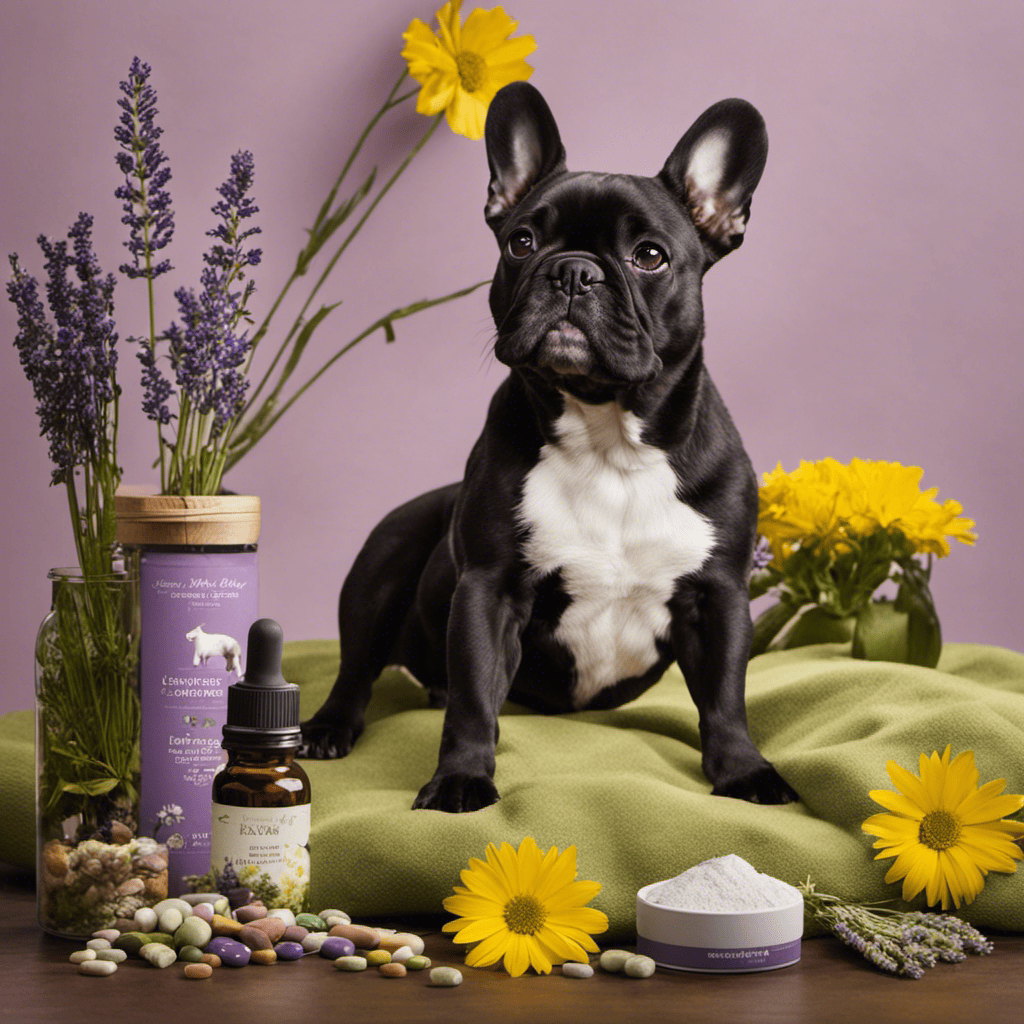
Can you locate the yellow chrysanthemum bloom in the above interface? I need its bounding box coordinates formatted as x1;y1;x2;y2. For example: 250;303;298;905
402;2;536;139
862;746;1024;910
758;458;976;566
442;836;608;976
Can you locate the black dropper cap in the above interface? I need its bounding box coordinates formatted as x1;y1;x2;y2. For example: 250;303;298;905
222;619;301;749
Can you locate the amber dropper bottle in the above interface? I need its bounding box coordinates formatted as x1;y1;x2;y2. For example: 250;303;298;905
211;618;311;909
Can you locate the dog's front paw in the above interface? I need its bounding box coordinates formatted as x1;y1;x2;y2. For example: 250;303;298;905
412;772;499;813
712;762;799;805
297;711;363;760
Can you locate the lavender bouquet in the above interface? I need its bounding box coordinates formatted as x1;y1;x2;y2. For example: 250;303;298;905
8;216;149;936
115;52;488;496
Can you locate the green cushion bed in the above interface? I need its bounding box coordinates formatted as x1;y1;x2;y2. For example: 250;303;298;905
2;642;1023;939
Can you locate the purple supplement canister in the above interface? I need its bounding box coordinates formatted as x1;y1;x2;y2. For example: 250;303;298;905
116;492;260;893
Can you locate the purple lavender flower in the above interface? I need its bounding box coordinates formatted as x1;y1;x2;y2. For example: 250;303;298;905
160;152;262;440
751;535;774;574
7;214;119;484
114;57;174;279
206;150;262;273
137;342;173;425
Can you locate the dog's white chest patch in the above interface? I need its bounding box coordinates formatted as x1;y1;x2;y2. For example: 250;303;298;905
519;397;715;707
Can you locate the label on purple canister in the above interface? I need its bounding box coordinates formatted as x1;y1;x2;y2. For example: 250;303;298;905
139;550;258;892
636;935;801;972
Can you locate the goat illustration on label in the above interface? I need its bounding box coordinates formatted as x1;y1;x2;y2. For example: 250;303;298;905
185;624;244;675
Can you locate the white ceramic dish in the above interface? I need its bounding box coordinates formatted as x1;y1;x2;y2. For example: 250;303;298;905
636;881;804;973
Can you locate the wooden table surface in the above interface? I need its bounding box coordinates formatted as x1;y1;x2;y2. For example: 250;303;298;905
3;866;1022;1024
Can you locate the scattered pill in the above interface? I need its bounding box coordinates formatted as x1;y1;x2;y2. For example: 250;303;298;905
86;938;111;951
319;936;356;959
95;949;127;963
134;907;158;933
192;903;215;924
158;908;184;934
237;925;273;951
267;908;297;928
140;943;177;969
78;960;117;977
274;941;305;961
365;949;392;967
69;950;96;964
599;949;632;973
175;917;213;950
562;961;594;978
429;966;463;987
153;898;193;919
250;949;278;965
184;962;214;979
380;962;407;978
301;932;329;953
205;937;250;967
329;923;380;948
334;956;367;972
211;914;242;937
405;956;431;971
624;954;656;978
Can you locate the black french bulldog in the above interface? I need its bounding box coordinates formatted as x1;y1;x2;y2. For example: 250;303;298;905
300;82;798;813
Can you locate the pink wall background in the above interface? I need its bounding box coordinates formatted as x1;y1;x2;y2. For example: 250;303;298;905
1;0;1021;714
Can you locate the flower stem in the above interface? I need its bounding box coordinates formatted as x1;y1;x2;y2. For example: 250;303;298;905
222;277;490;471
235;68;414;423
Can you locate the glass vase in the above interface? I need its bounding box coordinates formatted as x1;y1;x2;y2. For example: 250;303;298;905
35;567;168;938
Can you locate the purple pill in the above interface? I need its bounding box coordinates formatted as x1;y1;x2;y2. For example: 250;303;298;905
206;937;251;967
274;942;305;961
319;936;355;959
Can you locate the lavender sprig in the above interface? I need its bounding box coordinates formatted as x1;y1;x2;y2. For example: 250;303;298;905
6;213;121;574
155;151;262;495
799;879;993;980
114;57;174;280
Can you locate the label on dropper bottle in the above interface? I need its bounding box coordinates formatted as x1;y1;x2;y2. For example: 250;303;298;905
210;803;310;912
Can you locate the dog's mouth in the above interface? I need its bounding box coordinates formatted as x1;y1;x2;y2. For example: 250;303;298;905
534;321;595;376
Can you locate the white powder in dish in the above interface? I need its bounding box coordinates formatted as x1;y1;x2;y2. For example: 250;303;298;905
646;854;801;912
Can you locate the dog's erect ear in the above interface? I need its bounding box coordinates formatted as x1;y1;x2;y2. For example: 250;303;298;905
484;82;566;231
658;99;768;260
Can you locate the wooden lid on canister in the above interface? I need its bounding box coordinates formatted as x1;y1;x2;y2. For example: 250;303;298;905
114;487;261;546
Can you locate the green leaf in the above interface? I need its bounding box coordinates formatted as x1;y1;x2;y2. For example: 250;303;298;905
894;570;943;668
280;301;343;380
296;168;377;275
780;605;857;649
61;777;121;797
852;600;910;663
750;600;800;657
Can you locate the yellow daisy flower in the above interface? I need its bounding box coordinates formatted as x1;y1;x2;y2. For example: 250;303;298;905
757;458;976;566
442;836;608;977
862;745;1024;910
401;1;536;139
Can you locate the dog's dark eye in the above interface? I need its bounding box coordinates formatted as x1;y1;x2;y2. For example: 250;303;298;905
632;243;667;271
507;230;535;259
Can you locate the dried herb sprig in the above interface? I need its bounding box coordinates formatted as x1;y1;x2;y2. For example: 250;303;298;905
799;879;993;979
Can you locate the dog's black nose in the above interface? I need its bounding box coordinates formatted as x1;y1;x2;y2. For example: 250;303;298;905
549;256;604;296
